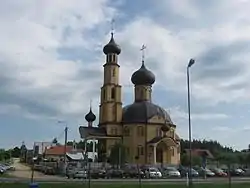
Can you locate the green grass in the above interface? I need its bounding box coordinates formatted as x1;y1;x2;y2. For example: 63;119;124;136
0;183;250;188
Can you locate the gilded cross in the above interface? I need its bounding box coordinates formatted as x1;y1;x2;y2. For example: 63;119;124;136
140;44;146;61
111;19;115;35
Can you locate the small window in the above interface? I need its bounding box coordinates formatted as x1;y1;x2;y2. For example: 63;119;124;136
124;127;130;136
107;54;112;62
137;146;144;156
172;148;175;156
112;69;116;77
112;54;116;62
111;88;115;99
137;126;144;136
140;147;144;155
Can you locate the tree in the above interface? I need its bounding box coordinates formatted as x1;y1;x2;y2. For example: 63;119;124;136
11;147;21;158
109;143;127;167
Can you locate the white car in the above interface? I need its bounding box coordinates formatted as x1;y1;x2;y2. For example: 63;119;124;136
73;171;87;179
146;168;162;178
164;167;181;178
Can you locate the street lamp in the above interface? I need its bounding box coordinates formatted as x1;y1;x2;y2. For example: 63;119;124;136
187;59;195;187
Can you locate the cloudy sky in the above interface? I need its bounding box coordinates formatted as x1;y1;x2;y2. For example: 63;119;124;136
1;0;250;150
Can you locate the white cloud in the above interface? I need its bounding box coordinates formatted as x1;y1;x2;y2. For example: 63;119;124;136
1;0;250;149
0;0;117;119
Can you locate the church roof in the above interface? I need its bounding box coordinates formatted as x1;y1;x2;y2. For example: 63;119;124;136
79;126;107;139
131;61;155;86
103;34;121;55
122;101;174;125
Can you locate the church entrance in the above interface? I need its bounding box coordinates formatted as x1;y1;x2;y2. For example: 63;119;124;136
156;141;167;164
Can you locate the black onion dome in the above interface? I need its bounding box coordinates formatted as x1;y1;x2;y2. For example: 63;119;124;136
122;101;173;125
85;109;96;122
103;34;121;55
131;62;155;85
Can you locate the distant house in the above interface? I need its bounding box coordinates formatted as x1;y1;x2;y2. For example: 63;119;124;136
184;149;214;159
44;145;88;162
33;141;52;156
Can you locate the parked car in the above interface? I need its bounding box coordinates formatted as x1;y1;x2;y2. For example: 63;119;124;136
106;169;124;178
196;167;215;177
72;170;87;179
162;167;181;178
144;167;162;178
44;167;55;175
123;167;145;178
179;167;199;177
90;169;106;179
211;168;227;177
230;168;245;176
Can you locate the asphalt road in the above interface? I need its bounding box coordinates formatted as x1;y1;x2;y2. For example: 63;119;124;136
2;177;250;184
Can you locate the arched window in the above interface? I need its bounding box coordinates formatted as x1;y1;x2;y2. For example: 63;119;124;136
112;54;116;62
137;145;144;156
172;147;175;156
111;88;115;99
107;54;112;62
137;126;144;136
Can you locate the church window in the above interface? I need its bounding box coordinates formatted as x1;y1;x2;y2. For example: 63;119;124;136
111;88;115;99
107;54;112;62
137;145;144;156
124;126;130;136
112;69;116;77
137;126;144;137
112;54;116;62
172;148;175;156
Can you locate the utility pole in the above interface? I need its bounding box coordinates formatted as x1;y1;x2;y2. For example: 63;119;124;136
64;126;68;164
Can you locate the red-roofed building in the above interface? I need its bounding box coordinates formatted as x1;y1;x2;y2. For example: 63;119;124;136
44;145;83;161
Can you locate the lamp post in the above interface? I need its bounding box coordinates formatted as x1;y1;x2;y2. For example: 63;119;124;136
187;59;195;187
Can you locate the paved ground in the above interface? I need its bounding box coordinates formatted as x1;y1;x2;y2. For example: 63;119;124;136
8;158;63;180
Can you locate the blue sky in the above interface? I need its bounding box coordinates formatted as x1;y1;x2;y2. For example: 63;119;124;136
0;0;250;150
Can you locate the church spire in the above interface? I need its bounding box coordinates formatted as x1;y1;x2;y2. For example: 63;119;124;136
103;19;121;55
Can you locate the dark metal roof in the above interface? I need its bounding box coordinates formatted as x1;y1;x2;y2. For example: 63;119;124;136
122;101;173;124
79;126;107;139
103;34;121;55
131;61;155;85
85;108;96;122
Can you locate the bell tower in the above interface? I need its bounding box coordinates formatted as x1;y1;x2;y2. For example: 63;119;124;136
99;23;122;131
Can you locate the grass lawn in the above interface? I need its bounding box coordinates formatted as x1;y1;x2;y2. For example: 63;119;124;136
0;183;250;188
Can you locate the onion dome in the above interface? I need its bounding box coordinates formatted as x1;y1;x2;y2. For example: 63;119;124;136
103;33;121;55
85;108;96;122
131;61;155;85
